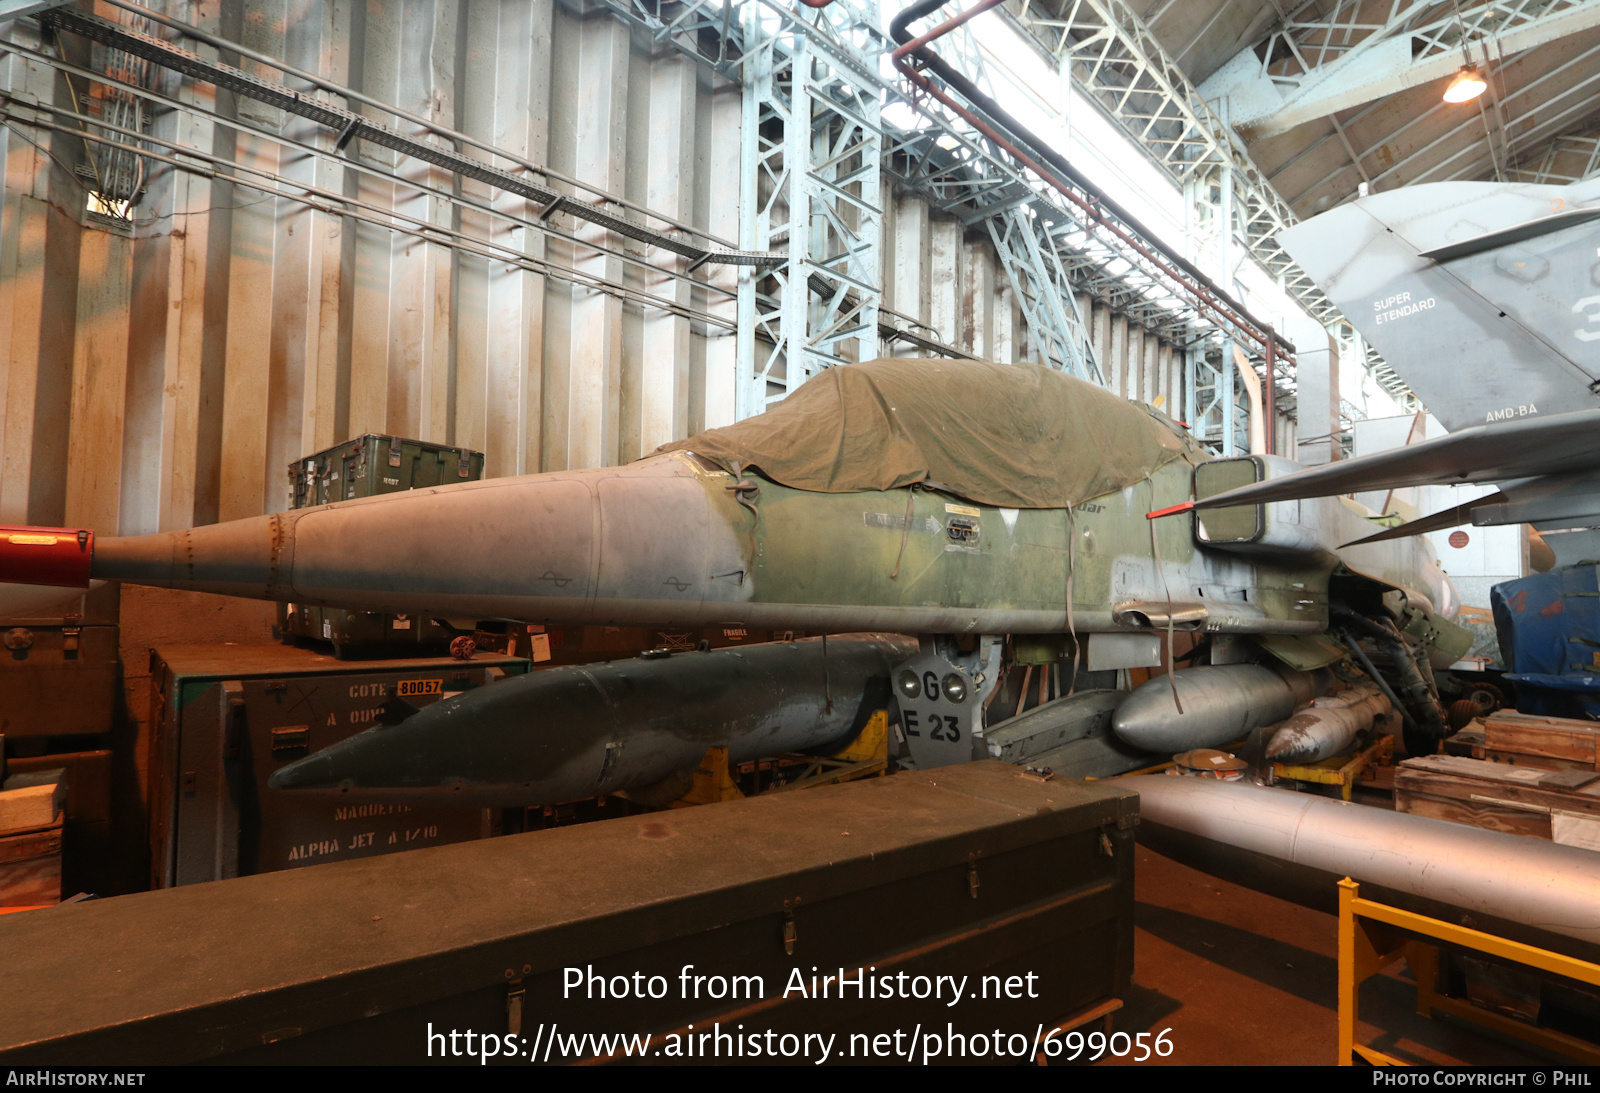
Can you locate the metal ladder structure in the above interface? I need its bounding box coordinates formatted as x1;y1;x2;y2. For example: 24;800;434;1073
737;0;886;417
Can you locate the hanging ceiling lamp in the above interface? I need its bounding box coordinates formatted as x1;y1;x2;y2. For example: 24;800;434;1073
1443;65;1488;103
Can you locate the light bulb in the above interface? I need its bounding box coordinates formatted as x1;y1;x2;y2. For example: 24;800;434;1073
1443;67;1487;103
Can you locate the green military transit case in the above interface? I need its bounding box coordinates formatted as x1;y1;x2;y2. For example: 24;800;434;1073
277;435;485;658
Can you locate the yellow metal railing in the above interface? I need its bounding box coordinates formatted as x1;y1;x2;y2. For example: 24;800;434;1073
1338;877;1600;1066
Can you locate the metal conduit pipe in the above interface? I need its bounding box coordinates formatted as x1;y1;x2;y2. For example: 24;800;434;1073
0;52;740;307
3;99;969;360
67;0;1292;377
98;0;733;251
5;82;971;359
0;111;738;332
43;6;782;271
75;0;1247;365
888;0;1295;366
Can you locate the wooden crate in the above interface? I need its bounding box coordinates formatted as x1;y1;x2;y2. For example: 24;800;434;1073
1395;754;1600;847
149;645;530;887
1477;711;1600;772
0;817;63;907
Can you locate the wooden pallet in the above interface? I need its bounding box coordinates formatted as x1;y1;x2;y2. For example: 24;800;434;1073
1470;711;1600;772
1395;754;1600;847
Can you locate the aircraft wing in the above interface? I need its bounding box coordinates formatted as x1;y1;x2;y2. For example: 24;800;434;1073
1191;408;1600;511
1276;180;1600;435
1339;492;1508;547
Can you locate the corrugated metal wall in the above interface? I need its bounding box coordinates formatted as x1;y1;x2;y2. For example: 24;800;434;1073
880;196;1186;421
0;0;1189;537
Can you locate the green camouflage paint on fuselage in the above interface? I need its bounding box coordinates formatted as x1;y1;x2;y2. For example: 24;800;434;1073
670;449;1452;638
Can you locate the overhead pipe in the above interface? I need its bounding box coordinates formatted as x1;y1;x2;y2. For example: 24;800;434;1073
45;5;781;271
889;0;1293;370
890;0;1008;57
97;0;732;252
3;108;738;334
6;54;976;361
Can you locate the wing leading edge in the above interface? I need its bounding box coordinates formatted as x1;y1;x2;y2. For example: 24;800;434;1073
1188;409;1600;513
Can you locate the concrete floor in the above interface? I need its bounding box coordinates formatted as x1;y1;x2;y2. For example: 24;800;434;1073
1098;846;1566;1067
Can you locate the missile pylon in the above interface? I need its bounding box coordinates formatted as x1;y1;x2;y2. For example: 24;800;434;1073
268;634;915;807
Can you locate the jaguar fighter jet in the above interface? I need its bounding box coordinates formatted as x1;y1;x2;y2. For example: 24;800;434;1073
0;359;1465;792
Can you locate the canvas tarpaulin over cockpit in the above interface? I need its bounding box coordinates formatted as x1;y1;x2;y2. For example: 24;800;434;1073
654;359;1194;510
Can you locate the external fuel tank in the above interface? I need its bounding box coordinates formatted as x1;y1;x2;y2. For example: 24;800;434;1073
1112;664;1332;754
269;634;914;807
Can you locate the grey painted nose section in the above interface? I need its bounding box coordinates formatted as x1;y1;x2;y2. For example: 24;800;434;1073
92;455;753;624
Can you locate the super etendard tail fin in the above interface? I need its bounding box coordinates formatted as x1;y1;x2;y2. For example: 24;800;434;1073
1279;178;1600;433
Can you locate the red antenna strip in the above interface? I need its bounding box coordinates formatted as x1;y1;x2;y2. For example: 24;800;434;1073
1146;500;1195;521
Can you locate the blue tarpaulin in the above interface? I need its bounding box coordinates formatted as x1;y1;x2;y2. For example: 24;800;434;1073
1490;563;1600;719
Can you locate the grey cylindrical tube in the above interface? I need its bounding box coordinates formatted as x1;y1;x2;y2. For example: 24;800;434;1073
1128;775;1600;953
